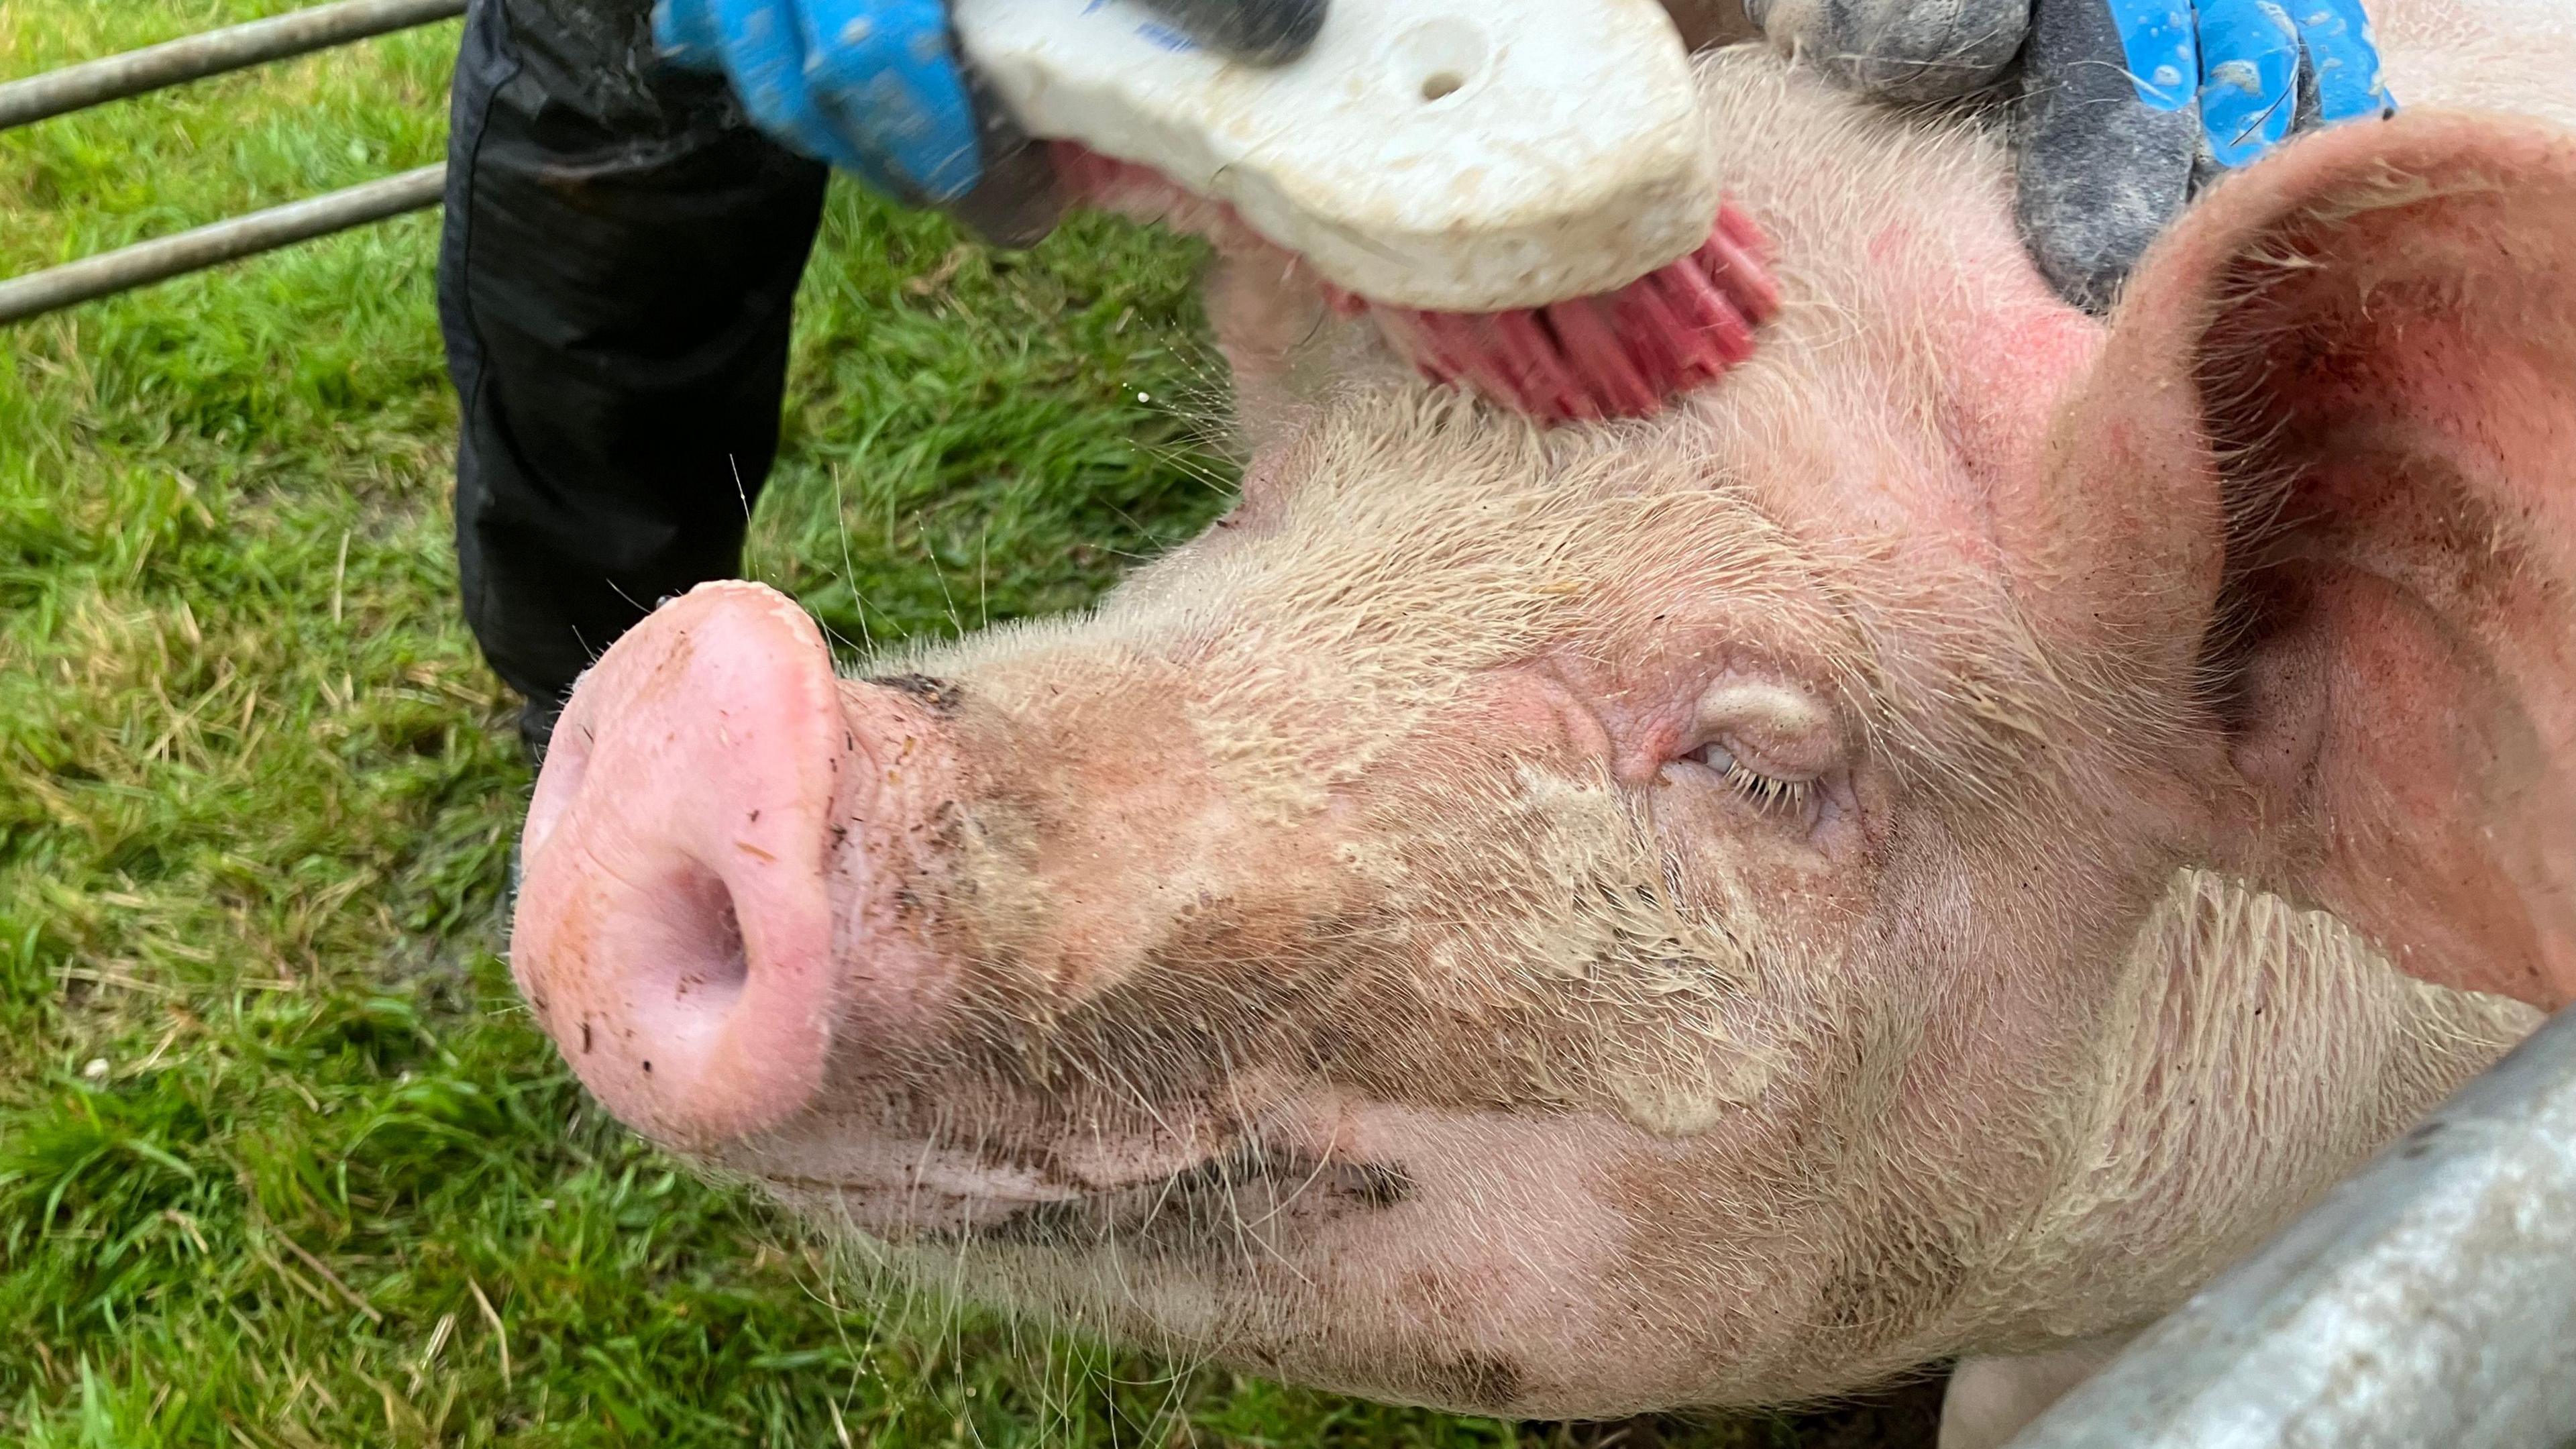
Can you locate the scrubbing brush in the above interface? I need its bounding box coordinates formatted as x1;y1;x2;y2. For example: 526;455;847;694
951;0;1781;422
1322;206;1777;422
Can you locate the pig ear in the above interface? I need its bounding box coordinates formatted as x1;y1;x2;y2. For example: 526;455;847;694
2036;111;2576;1008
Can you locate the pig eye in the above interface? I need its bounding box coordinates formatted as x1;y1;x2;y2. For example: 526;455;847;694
1672;680;1840;828
1688;742;1819;816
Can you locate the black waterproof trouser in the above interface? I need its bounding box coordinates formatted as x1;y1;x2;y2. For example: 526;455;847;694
437;0;828;752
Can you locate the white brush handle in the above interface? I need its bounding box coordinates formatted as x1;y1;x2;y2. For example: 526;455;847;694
951;0;1717;311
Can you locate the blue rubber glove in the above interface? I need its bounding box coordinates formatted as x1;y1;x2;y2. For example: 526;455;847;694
1746;0;2394;309
2014;0;2394;307
653;0;1326;244
2106;0;2392;168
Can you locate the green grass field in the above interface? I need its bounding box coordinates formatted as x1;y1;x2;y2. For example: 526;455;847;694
0;5;1938;1442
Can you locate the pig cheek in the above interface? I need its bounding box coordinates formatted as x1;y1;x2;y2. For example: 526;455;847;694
907;1110;1736;1417
1232;1112;1820;1415
1649;770;1870;930
1298;1108;1803;1413
1591;1108;1907;1401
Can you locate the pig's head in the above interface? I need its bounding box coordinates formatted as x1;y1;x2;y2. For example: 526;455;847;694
510;53;2568;1418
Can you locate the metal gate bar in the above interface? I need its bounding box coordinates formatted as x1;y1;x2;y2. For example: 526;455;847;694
0;0;466;132
2006;1004;2576;1449
1;0;464;323
0;165;446;325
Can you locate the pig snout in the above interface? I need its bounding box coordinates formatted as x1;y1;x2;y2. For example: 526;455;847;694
512;582;943;1150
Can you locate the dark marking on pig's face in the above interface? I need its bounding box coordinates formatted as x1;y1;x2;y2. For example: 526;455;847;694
957;1143;1415;1253
867;672;965;716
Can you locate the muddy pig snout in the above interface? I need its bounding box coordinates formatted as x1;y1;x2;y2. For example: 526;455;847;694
511;582;944;1150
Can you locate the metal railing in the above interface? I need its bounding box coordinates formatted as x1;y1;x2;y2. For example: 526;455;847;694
2008;1004;2576;1449
0;0;463;325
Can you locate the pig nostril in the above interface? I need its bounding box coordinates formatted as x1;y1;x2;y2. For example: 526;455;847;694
1419;70;1462;101
667;863;752;1016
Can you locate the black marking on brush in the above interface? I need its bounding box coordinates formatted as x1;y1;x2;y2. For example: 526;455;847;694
870;674;965;716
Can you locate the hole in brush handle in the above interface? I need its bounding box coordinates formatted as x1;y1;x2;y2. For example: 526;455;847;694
1390;16;1490;106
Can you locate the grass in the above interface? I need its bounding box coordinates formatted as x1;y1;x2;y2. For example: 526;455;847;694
0;4;1938;1443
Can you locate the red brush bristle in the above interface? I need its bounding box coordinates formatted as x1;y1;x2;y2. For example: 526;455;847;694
1049;142;1779;425
1324;204;1782;423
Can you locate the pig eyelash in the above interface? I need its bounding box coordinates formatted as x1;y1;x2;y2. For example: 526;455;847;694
1693;743;1817;815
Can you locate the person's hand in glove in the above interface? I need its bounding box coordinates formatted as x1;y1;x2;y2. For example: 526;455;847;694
1746;0;2396;309
651;0;1326;246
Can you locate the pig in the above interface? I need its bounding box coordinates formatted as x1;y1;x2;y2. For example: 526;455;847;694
507;0;2576;1441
